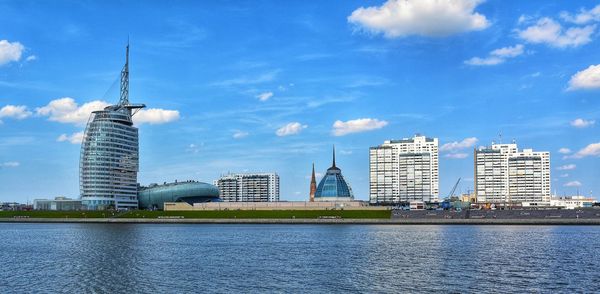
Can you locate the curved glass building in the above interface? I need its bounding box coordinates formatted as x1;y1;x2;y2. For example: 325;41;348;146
314;147;354;201
80;45;145;210
138;181;221;210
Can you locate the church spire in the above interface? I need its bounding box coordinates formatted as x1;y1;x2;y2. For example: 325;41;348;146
309;162;317;202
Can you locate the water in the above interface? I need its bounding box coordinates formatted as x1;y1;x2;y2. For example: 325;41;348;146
1;224;599;293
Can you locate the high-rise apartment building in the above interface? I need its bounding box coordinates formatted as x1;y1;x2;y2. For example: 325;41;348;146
475;143;550;204
215;173;280;202
369;135;439;204
80;45;145;210
474;143;518;203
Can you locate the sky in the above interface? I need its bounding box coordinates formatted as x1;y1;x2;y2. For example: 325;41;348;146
1;0;599;203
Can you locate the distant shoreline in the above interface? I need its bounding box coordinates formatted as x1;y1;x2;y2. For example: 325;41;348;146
3;218;600;225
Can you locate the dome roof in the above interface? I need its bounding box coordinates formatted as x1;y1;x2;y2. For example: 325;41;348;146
138;181;221;209
314;146;353;200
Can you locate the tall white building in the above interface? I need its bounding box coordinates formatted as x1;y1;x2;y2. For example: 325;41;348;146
215;173;280;202
369;135;439;204
474;143;518;203
475;143;550;204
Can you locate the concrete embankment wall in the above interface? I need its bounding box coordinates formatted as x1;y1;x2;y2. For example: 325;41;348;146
393;209;600;220
165;201;389;211
3;218;600;225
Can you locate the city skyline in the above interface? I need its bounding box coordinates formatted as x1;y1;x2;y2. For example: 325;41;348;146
1;0;600;202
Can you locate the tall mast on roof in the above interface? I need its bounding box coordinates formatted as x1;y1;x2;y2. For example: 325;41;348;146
119;41;129;106
332;145;336;168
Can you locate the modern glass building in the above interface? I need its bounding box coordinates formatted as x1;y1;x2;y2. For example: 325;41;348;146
314;147;354;201
80;45;145;210
138;181;221;210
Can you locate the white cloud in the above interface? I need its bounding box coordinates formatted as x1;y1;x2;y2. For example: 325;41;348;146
445;153;469;159
570;142;600;159
332;118;388;136
0;105;32;121
557;164;576;171
558;148;571;154
232;130;249;139
348;0;489;38
570;118;596;128
0;40;24;65
518;15;531;25
256;92;273;102
36;97;109;125
134;108;180;125
560;173;569;178
57;131;84;144
441;137;478;151
37;97;179;126
490;44;524;58
186;143;203;154
517;17;595;48
560;4;600;25
564;180;582;187
0;161;20;168
276;122;307;136
25;55;37;62
464;56;504;66
568;64;600;90
465;44;524;66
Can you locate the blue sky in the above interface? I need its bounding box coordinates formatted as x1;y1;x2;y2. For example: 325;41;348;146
1;0;599;203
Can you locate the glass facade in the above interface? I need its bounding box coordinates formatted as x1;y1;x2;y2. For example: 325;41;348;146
80;107;140;210
314;147;353;201
314;168;353;199
138;181;221;210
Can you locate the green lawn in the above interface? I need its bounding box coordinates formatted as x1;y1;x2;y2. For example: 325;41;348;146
120;210;391;219
0;210;117;218
0;210;390;219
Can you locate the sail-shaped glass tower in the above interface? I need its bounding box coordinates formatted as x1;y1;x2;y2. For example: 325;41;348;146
80;45;145;210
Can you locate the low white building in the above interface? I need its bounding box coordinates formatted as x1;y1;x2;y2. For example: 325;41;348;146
550;196;595;209
33;197;82;211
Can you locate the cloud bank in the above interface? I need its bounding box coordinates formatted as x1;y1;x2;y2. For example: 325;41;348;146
348;0;489;38
332;118;388;136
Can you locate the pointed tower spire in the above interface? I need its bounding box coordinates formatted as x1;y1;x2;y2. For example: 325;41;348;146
119;42;130;106
309;162;317;202
332;145;336;168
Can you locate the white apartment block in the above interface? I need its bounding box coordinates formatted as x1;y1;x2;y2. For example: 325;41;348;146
475;143;550;204
369;135;439;204
474;143;518;203
215;173;280;202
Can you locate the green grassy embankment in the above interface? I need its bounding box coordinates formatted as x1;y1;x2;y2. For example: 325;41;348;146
120;210;391;219
0;210;391;219
0;211;117;218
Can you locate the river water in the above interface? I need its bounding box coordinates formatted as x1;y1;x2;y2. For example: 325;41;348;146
1;224;599;293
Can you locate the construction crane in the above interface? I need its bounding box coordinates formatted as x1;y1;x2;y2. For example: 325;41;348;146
447;178;461;199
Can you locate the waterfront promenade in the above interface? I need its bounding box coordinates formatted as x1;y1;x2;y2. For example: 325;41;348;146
2;208;600;224
3;217;600;225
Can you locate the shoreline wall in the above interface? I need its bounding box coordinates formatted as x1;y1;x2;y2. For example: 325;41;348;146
3;218;600;225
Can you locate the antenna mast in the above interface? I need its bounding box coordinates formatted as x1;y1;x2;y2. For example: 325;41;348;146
119;42;130;106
